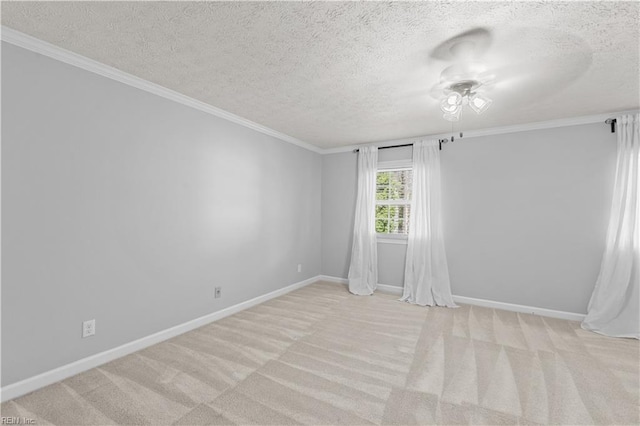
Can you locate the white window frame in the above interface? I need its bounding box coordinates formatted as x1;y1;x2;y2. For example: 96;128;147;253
376;160;412;245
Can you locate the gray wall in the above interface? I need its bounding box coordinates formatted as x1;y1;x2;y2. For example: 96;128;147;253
322;124;616;314
2;43;322;386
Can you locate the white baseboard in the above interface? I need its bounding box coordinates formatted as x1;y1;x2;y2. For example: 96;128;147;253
317;276;402;295
376;283;404;295
318;275;347;284
452;295;586;322
318;275;585;322
0;275;320;403
1;274;586;402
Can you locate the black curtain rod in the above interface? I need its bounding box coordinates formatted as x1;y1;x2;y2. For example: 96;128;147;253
352;117;618;153
352;138;451;153
352;143;412;153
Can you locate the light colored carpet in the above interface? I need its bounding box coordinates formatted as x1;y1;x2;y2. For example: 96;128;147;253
2;281;639;425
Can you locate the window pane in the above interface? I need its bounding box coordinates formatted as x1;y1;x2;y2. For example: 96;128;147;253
377;171;390;185
376;168;412;235
389;171;401;199
378;169;412;201
389;218;399;233
376;185;389;200
374;204;410;234
397;205;409;219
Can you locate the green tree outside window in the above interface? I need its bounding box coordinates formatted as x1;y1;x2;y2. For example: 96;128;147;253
376;169;412;234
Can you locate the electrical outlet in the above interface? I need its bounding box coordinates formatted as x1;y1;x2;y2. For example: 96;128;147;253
214;287;222;298
297;264;302;273
82;319;95;338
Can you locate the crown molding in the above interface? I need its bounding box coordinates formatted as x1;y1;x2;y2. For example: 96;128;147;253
1;26;324;154
321;109;639;154
2;26;637;156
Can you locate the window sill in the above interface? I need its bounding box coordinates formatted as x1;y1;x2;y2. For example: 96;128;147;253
377;236;408;245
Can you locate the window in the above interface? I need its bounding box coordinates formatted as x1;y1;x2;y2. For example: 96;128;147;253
376;166;412;235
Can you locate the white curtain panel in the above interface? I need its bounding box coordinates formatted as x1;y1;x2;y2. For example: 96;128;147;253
582;114;639;339
348;146;379;295
401;140;457;307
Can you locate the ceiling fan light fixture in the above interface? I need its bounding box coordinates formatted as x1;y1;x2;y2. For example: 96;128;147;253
446;92;462;105
469;93;492;114
443;107;461;122
434;75;494;122
440;95;461;113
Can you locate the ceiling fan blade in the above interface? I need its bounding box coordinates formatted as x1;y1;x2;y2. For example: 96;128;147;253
429;27;493;62
428;26;592;105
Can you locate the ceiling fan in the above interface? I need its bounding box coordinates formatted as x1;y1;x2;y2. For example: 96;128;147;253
429;28;496;122
427;26;592;124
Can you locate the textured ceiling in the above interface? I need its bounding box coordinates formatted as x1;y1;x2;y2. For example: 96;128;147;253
2;1;639;149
